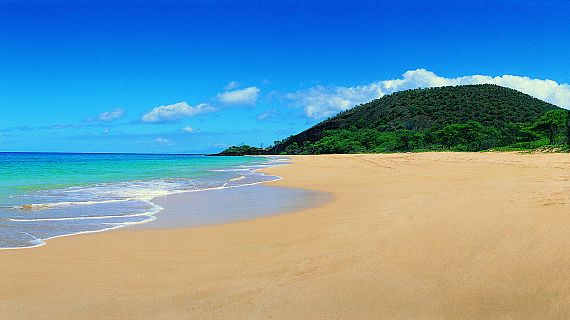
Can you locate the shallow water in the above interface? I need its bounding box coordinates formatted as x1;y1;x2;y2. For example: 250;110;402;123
0;153;287;249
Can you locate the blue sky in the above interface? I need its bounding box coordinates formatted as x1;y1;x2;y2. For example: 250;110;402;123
1;0;569;153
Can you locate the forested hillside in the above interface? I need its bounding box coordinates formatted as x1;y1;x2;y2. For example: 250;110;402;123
218;84;569;155
265;84;568;154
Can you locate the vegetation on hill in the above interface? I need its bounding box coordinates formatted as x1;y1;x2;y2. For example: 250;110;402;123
215;145;265;156
218;84;570;155
267;84;569;154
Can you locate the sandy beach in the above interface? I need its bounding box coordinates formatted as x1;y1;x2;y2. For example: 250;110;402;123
1;152;569;319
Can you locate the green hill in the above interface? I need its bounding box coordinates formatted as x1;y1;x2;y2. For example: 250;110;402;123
267;84;567;154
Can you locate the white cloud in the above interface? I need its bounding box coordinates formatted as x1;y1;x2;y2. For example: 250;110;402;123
287;69;570;119
141;101;216;123
286;84;384;119
154;137;172;145
98;108;125;121
182;126;195;133
256;109;278;122
217;86;260;106
224;81;240;90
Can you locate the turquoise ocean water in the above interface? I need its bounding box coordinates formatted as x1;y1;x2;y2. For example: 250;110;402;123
0;153;285;249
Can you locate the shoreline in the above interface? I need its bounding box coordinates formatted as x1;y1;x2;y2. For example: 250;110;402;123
133;184;333;230
0;156;288;250
1;153;570;319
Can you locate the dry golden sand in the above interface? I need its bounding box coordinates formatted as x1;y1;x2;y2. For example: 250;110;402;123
1;153;570;319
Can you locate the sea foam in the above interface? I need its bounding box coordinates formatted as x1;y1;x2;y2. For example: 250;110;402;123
0;155;287;249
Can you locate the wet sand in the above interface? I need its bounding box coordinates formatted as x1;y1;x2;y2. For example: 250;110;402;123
1;153;569;319
134;185;332;229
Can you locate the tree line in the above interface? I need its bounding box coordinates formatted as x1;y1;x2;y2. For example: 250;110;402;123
277;109;569;154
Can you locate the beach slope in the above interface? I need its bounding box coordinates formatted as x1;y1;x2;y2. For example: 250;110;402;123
1;153;570;319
